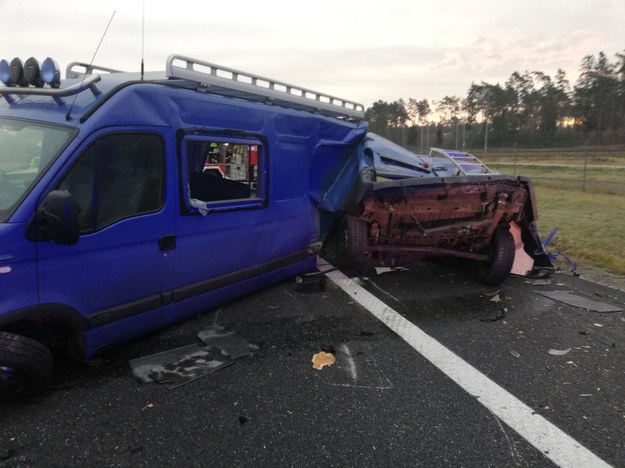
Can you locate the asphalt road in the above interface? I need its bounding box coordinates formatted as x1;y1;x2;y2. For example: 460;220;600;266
1;260;624;467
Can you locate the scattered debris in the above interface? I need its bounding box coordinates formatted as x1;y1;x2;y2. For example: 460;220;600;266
312;351;336;370
593;323;604;328
548;348;571;356
295;271;327;291
509;350;521;358
527;278;552;286
374;266;409;275
490;294;501;303
483;290;500;298
534;290;622;313
480;309;506;322
129;325;256;389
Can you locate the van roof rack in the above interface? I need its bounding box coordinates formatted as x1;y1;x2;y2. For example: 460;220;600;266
166;54;365;121
65;62;124;79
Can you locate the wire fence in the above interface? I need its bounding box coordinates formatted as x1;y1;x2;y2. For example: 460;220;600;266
478;151;625;195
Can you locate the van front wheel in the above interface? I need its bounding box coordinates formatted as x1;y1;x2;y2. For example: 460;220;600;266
0;332;53;400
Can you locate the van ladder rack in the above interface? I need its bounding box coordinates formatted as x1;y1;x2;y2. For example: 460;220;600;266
166;54;365;121
0;75;102;106
429;147;496;176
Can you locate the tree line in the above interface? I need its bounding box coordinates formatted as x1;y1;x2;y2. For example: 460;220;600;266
365;50;625;151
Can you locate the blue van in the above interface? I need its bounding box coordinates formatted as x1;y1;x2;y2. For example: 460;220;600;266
0;54;549;398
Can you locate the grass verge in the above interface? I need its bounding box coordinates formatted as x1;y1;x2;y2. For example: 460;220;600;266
534;186;625;276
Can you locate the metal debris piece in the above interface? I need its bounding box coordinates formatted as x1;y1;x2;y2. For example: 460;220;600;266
129;344;232;387
535;290;622;313
548;348;571;356
529;279;552;286
148;347;233;389
197;325;258;360
374;266;409;275
129;325;256;388
312;351;336;370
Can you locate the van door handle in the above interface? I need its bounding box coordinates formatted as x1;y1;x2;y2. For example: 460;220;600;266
159;235;176;251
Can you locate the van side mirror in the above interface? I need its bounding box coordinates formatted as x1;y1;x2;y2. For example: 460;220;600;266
27;190;80;244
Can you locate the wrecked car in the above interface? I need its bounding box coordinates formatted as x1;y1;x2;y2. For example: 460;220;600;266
0;54;549;398
321;139;550;284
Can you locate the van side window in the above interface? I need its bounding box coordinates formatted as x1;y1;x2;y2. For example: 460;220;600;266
184;138;264;207
57;133;164;231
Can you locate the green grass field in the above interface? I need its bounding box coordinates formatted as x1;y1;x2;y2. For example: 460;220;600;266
533;186;625;277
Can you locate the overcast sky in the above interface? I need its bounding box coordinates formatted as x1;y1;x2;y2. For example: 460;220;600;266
1;0;623;107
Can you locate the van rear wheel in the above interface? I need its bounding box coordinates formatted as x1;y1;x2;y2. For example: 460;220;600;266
0;332;53;400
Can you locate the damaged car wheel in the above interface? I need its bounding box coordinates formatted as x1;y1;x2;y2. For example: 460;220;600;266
0;332;53;400
335;215;369;270
477;226;515;286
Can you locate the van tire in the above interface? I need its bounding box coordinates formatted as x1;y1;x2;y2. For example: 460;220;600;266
477;227;515;285
0;332;53;400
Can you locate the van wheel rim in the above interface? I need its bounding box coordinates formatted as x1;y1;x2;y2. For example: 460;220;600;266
0;366;24;391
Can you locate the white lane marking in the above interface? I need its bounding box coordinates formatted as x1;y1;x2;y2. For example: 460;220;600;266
317;258;611;468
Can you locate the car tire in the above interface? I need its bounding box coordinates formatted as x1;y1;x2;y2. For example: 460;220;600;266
0;331;53;400
477;227;515;286
335;215;369;269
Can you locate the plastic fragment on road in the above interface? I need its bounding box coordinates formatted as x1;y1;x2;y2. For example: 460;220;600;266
490;294;501;303
509;350;521;358
548;348;571;356
535;290;622;313
312;351;336;370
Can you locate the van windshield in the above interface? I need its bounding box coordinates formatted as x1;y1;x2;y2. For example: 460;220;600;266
0;118;74;221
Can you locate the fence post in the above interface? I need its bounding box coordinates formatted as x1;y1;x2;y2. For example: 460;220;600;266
513;142;518;176
582;139;589;192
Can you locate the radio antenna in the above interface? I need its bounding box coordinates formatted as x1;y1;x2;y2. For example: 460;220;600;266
140;0;145;80
65;10;116;121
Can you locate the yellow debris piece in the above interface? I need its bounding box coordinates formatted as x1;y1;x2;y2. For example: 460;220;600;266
312;351;336;370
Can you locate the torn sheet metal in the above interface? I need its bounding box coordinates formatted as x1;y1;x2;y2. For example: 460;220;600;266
535;290;622;313
148;346;233;388
129;325;257;388
129;344;230;385
197;325;258;360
